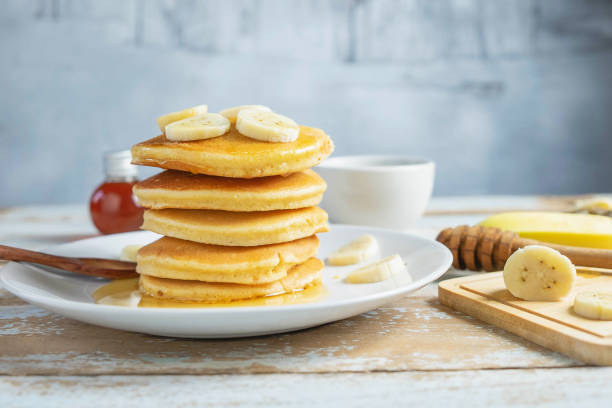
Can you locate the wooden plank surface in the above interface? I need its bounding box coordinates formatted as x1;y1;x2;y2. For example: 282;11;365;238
0;283;580;376
3;367;612;407
439;272;612;365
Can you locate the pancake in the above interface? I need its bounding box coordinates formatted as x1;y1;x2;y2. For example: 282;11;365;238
133;169;326;211
137;235;319;284
139;258;324;302
141;206;329;246
131;125;334;178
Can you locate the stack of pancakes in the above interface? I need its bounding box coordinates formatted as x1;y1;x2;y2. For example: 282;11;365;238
130;123;334;303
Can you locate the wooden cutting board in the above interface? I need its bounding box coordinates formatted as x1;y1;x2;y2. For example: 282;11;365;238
438;270;612;365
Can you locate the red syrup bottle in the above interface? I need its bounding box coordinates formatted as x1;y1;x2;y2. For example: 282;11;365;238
90;151;144;234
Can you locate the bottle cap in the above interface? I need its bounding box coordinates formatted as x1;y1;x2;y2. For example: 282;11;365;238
104;150;138;179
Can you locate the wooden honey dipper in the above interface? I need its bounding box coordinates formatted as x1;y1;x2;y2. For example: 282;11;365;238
436;225;612;271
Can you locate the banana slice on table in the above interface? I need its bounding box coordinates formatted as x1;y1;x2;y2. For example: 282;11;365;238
165;113;230;142
503;245;576;301
157;105;208;132
327;234;379;266
120;244;144;262
574;291;612;320
345;254;410;284
236;109;299;143
220;105;271;123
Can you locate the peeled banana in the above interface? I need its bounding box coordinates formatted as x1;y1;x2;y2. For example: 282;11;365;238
503;245;576;301
573;291;612;320
165;113;230;141
345;254;409;284
157;105;207;132
120;244;144;262
236;109;299;143
479;211;612;249
220;105;271;123
327;234;379;266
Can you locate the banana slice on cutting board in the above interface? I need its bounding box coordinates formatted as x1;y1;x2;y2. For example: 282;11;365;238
157;105;208;132
503;245;576;301
120;244;144;262
220;105;271;123
345;254;410;284
327;234;379;266
165;113;230;142
236;109;299;143
574;291;612;320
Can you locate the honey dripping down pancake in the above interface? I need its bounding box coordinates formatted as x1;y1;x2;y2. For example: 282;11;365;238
139;258;324;303
131;125;334;178
136;235;319;284
133;169;326;211
141;206;329;247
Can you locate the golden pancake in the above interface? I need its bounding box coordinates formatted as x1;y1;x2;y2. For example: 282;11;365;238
133;169;326;211
136;235;319;284
131;125;334;178
141;206;329;246
139;258;324;302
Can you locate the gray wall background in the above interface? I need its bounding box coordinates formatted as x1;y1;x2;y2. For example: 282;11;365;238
1;0;612;206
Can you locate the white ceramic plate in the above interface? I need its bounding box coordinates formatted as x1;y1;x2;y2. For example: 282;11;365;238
0;225;452;338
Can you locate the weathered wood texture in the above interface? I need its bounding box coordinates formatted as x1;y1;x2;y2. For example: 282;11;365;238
0;284;580;376
3;368;612;407
2;1;612;205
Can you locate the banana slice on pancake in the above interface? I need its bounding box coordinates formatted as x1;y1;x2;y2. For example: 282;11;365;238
236;109;299;143
165;113;230;142
220;105;271;123
157;104;207;132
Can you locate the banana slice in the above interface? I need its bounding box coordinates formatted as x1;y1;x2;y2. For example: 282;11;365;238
120;244;144;262
97;290;142;307
328;234;379;266
345;254;409;284
236;109;299;143
157;105;207;132
574;291;612;320
220;105;271;123
165;113;230;142
503;245;576;301
574;197;612;212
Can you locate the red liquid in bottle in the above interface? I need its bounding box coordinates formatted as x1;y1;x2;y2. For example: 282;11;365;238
90;181;143;234
90;151;144;234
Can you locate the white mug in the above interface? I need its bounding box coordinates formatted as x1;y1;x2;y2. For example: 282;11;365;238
315;155;435;230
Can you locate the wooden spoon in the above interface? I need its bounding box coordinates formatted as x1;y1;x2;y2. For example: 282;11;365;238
0;244;137;279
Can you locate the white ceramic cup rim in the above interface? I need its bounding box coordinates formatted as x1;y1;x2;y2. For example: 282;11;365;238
317;155;434;172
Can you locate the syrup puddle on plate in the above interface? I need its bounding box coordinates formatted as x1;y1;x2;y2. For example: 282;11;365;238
92;278;328;308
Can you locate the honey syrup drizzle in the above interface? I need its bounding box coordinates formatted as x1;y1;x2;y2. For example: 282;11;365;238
93;278;328;308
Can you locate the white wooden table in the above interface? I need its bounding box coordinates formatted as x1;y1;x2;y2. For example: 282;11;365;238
2;196;611;407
